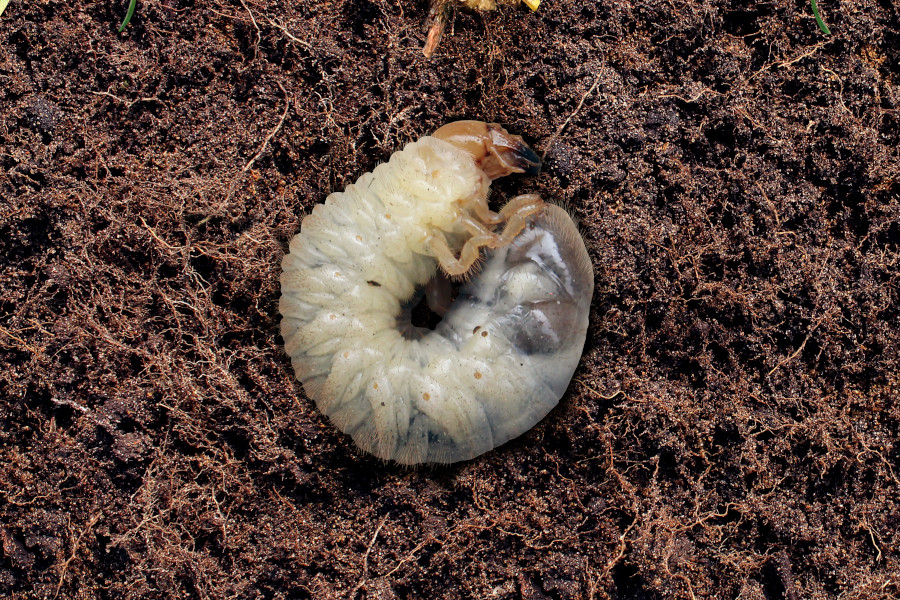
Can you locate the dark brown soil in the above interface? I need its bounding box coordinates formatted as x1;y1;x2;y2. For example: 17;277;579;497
2;0;899;598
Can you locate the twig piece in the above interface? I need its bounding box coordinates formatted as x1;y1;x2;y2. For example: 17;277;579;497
574;378;623;401
775;42;825;69
383;533;438;578
224;83;291;203
238;0;262;61
53;513;101;599
265;16;313;49
242;82;291;175
90;90;160;108
767;319;822;377
541;69;603;161
349;517;387;598
773;551;800;600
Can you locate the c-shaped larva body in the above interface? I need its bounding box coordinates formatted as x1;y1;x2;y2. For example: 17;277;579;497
280;121;593;464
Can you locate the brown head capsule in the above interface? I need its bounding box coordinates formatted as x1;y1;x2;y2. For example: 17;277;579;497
432;120;541;180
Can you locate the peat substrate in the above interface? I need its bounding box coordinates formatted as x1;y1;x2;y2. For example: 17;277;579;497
1;1;899;598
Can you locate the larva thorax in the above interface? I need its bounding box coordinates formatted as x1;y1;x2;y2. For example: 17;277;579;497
359;120;544;274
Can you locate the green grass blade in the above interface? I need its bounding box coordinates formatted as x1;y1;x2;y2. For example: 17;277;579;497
811;0;831;35
118;0;136;32
0;0;11;19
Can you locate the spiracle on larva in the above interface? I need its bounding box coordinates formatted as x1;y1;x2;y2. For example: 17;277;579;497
280;121;593;465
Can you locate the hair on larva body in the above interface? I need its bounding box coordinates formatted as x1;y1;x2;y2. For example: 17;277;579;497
280;121;593;465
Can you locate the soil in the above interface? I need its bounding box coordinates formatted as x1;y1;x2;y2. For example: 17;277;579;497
2;0;899;598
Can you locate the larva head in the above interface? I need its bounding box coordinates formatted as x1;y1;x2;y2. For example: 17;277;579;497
432;121;541;180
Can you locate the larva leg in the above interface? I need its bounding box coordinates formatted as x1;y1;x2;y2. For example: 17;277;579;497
429;214;542;278
431;194;548;276
429;231;484;277
465;193;546;249
497;193;545;222
476;193;546;248
459;214;498;239
461;192;544;230
468;194;504;226
436;216;516;276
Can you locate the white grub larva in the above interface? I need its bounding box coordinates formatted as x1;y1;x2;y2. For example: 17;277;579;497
280;121;593;465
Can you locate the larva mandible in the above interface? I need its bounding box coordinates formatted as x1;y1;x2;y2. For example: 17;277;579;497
279;121;593;465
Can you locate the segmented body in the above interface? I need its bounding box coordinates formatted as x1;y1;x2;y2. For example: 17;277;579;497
280;125;592;464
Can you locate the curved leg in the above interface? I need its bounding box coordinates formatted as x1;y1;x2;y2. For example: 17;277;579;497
430;195;546;276
429;231;482;277
466;193;504;226
498;193;545;221
476;194;546;247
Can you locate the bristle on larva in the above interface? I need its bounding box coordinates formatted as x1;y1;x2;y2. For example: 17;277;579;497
280;121;593;465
